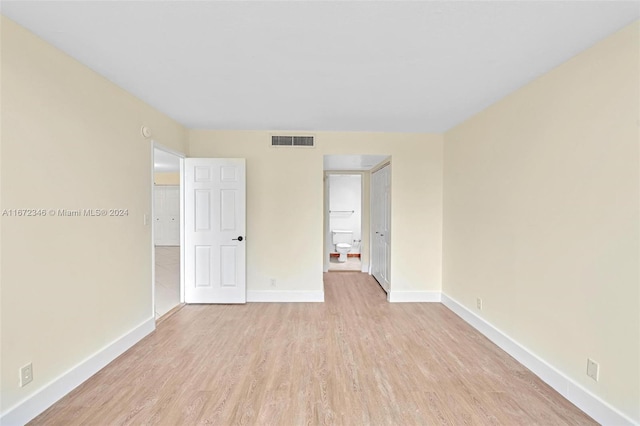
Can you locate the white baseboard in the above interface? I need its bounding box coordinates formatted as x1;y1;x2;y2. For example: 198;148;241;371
387;291;441;303
247;290;324;303
0;317;156;426
360;262;369;273
441;293;637;426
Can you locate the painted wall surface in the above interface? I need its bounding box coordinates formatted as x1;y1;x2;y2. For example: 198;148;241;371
0;17;187;413
188;131;443;294
443;21;639;422
154;172;180;185
329;174;362;254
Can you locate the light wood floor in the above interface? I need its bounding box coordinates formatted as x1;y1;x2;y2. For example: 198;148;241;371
155;246;180;319
30;273;595;425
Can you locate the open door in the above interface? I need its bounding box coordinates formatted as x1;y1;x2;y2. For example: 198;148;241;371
184;158;246;303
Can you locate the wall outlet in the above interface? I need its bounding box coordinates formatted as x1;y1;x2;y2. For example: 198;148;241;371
270;278;276;287
476;297;483;310
587;358;599;381
20;363;33;387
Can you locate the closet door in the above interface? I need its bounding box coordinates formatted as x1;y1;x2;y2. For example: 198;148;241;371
154;185;180;246
371;165;390;292
164;186;180;244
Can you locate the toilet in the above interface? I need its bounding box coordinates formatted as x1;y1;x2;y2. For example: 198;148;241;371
332;230;353;262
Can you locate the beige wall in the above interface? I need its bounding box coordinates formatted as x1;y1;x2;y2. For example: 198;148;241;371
443;21;639;422
189;131;443;294
0;17;187;412
154;172;181;185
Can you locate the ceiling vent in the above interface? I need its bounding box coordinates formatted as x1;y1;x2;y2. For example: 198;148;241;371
271;135;315;147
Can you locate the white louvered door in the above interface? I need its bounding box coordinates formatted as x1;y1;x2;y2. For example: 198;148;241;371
371;164;390;292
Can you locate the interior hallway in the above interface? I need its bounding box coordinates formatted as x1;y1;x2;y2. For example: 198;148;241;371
29;272;594;425
154;246;180;319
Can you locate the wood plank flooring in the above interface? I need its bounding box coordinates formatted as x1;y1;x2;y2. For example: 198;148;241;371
30;273;596;425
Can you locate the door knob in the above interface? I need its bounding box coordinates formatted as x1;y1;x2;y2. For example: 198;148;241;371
232;236;244;241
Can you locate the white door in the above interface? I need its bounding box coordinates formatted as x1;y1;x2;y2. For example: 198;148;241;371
154;186;180;246
154;187;165;244
184;158;246;303
371;164;391;292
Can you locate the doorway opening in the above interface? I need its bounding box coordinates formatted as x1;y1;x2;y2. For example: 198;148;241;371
323;155;390;282
327;174;362;272
153;146;183;319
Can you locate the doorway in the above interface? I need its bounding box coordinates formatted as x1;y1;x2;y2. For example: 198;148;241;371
327;174;362;272
323;154;390;278
153;146;183;319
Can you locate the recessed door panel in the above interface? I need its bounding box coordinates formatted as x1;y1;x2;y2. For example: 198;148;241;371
195;246;212;287
220;245;237;287
220;189;237;231
221;166;238;182
195;166;212;182
195;190;211;231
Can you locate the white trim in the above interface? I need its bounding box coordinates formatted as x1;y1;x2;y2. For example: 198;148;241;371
179;157;185;304
0;317;155;426
247;290;324;303
441;293;637;426
360;261;369;274
150;142;157;319
387;291;441;303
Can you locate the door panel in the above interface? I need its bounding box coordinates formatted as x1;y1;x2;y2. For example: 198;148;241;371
154;185;180;246
185;158;246;303
195;245;212;287
371;165;391;292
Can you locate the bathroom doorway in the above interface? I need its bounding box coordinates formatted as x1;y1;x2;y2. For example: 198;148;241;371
323;154;390;274
323;154;391;274
327;174;362;272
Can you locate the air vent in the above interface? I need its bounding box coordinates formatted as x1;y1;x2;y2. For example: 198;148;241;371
271;135;315;147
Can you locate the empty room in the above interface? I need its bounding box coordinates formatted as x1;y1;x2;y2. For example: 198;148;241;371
1;1;638;425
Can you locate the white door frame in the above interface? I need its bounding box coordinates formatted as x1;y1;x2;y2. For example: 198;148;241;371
151;141;185;320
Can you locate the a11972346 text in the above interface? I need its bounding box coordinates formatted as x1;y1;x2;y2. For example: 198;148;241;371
2;209;129;217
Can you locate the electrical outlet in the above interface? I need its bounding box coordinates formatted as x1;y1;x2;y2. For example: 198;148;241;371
476;297;483;310
270;278;276;287
587;358;599;381
20;363;33;387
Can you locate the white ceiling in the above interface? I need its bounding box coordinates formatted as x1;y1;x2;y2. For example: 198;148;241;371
154;149;181;173
324;155;390;171
2;1;638;133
